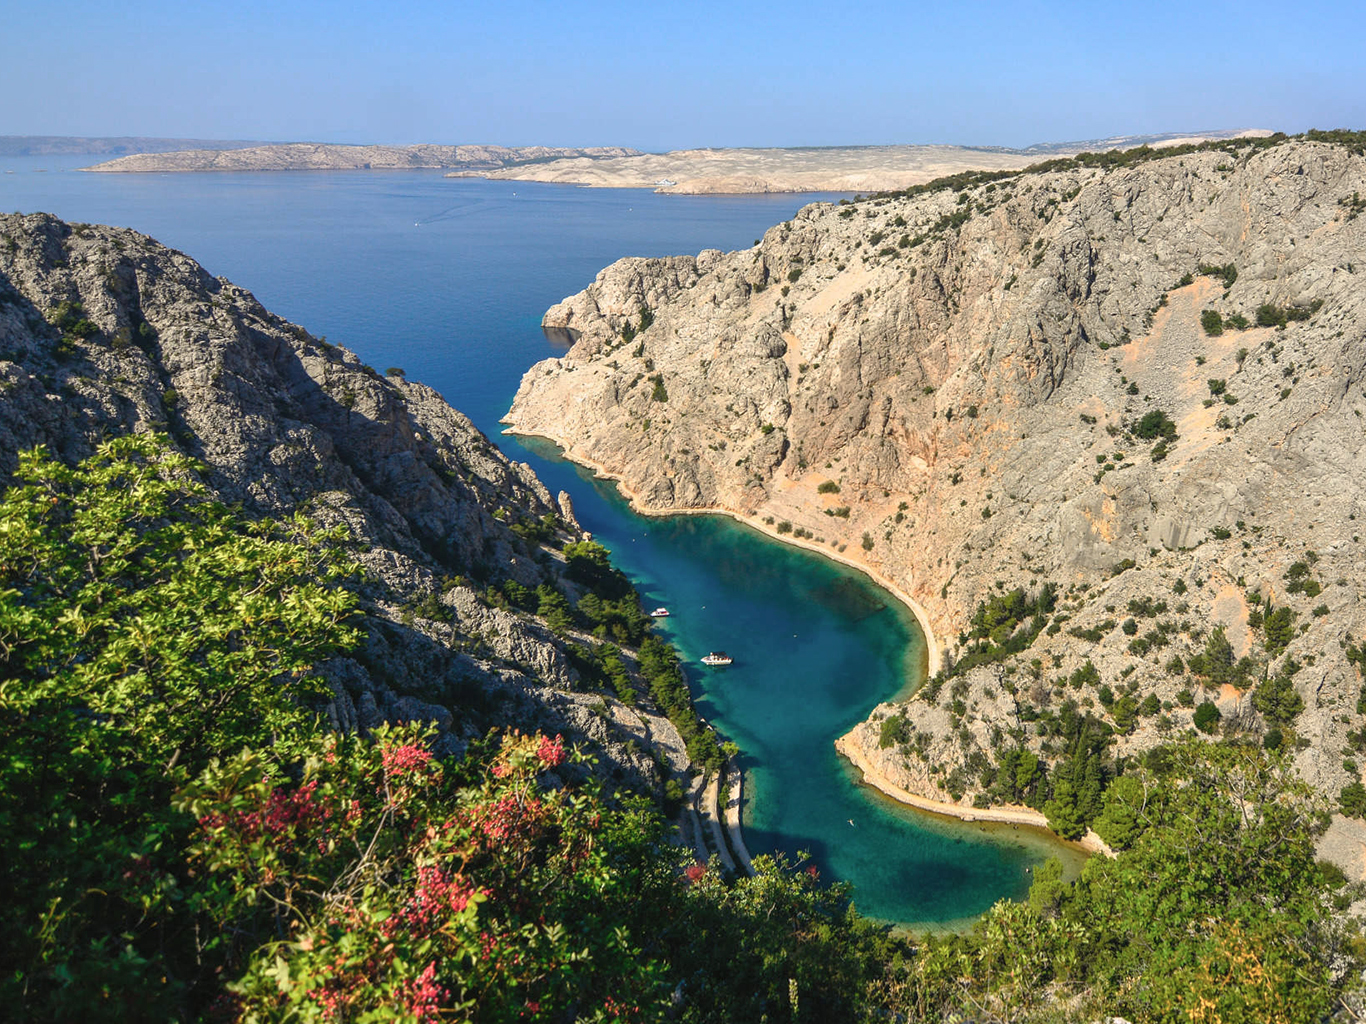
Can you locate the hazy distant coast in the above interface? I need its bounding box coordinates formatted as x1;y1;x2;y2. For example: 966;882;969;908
75;130;1269;192
469;131;1271;194
83;143;639;173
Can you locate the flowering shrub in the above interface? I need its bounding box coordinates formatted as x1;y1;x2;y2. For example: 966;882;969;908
179;727;669;1022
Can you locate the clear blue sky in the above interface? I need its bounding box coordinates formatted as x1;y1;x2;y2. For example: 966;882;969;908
6;0;1363;150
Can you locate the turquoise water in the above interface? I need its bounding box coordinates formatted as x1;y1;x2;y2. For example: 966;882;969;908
2;158;1079;924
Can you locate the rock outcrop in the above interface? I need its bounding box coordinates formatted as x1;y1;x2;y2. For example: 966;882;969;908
0;212;688;797
505;136;1366;823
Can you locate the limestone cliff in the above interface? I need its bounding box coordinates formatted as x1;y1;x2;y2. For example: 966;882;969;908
505;135;1366;817
0;212;690;797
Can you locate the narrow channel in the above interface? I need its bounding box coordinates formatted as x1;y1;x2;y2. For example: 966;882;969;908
507;436;1086;928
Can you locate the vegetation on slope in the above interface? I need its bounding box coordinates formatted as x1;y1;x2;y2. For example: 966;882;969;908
2;437;1361;1021
865;129;1366;206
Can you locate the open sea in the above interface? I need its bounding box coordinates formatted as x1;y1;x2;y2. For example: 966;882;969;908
2;155;1082;926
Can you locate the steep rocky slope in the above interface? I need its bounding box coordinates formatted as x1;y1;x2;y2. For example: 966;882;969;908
506;135;1366;825
0;212;691;798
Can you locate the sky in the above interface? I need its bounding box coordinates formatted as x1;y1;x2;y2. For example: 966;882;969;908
5;0;1364;151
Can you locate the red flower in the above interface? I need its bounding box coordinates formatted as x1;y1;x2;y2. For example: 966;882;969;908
537;734;565;768
684;862;707;884
382;742;433;778
394;961;445;1024
386;866;476;936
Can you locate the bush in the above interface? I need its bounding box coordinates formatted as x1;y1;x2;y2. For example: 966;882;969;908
817;480;841;493
1257;303;1286;328
1197;262;1238;288
1340;782;1366;818
0;437;363;1018
879;714;909;749
1252;667;1305;728
1134;409;1178;441
1193;701;1222;734
1200;309;1224;336
1264;606;1298;655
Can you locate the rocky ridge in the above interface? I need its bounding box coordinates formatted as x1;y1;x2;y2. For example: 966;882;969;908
0;212;694;803
461;131;1269;194
504;135;1366;844
84;143;639;173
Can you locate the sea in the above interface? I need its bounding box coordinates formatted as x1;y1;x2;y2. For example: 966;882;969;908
2;155;1082;926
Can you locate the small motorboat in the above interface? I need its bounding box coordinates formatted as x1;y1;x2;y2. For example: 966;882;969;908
650;607;670;617
700;651;733;667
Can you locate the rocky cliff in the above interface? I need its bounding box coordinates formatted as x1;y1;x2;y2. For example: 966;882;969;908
0;212;691;798
505;134;1366;827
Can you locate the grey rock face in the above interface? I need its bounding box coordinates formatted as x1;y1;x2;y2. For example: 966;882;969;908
506;140;1366;819
0;212;689;795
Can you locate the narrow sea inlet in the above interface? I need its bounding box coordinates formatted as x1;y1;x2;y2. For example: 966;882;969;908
512;438;1083;926
3;160;1083;925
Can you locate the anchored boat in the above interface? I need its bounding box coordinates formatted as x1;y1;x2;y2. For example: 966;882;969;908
700;651;733;667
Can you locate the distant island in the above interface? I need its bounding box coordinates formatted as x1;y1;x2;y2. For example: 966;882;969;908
82;142;640;174
455;130;1271;194
0;135;266;157
76;130;1270;193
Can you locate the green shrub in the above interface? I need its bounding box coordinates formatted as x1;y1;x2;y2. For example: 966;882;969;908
1200;309;1224;336
879;713;909;749
1134;409;1178;441
1340;782;1366;818
1193;701;1222;733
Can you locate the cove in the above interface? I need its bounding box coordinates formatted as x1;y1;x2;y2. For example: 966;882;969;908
510;436;1084;927
3;161;1085;924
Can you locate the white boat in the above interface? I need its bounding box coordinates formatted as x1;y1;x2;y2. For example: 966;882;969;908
651;607;670;617
700;651;733;667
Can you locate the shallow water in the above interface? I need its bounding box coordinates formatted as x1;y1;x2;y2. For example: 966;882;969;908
2;158;1084;923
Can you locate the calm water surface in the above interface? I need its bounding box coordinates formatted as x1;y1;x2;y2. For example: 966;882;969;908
2;157;1081;924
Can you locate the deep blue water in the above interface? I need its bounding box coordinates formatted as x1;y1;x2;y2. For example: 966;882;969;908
2;157;1079;925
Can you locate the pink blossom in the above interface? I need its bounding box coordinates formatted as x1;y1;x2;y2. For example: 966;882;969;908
386;866;475;935
395;962;445;1024
382;742;433;779
200;779;327;845
537;734;565;767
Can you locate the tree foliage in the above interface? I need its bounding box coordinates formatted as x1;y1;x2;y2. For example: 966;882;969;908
0;436;361;1018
